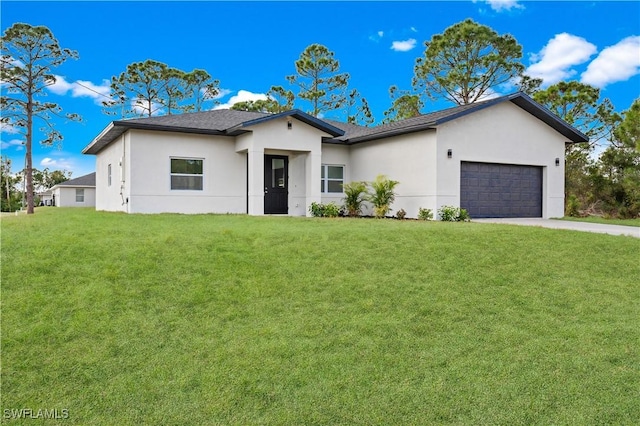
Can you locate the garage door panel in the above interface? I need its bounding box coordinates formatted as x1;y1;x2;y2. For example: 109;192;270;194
460;161;542;218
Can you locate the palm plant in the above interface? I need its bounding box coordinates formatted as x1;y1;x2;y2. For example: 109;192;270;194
342;181;368;217
367;175;399;218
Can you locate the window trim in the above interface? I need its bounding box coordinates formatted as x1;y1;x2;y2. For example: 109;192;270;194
321;164;345;194
75;188;85;203
170;157;204;191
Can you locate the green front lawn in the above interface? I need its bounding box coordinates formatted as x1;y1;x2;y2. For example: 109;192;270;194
2;208;639;424
556;216;640;227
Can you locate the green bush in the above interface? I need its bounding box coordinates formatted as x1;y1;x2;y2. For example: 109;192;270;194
309;201;340;218
309;202;325;217
438;205;471;222
367;175;399;218
342;181;368;217
417;207;433;221
566;194;581;217
323;202;340;218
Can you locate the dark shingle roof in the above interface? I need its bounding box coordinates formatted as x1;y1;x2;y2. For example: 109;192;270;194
54;172;96;187
83;92;588;155
83;109;344;154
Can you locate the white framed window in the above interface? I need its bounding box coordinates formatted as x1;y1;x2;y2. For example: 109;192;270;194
76;188;85;203
108;164;112;187
321;164;344;193
171;158;203;190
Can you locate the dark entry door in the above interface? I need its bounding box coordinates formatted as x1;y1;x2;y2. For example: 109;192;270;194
264;155;288;214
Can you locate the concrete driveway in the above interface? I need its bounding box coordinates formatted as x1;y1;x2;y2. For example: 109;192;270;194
473;218;640;238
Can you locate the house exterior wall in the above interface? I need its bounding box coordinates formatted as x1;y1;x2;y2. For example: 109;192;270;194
53;186;96;207
436;101;567;218
350;130;437;217
126;130;246;214
95;134;129;212
320;144;350;207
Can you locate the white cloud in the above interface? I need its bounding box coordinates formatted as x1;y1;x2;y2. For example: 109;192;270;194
378;30;384;38
484;0;524;12
211;88;232;100
47;75;75;95
391;38;417;52
213;90;267;110
0;138;24;151
47;75;112;105
40;157;73;170
1;121;20;135
581;36;640;88
131;99;163;116
526;33;597;86
410;27;418;33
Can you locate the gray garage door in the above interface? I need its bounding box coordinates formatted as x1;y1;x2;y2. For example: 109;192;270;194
460;162;542;218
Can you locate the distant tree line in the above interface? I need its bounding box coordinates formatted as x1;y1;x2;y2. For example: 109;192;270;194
2;20;638;217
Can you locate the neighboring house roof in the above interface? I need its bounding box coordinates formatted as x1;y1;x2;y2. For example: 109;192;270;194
83;92;588;155
51;172;96;189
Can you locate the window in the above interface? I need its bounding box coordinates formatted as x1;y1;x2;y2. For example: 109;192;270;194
171;158;203;190
108;164;112;186
76;188;85;203
321;165;344;193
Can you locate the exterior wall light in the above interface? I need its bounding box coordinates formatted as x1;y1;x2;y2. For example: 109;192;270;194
447;149;452;159
555;157;560;166
287;120;292;130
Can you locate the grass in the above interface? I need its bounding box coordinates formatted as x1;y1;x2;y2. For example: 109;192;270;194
556;216;640;227
2;208;639;425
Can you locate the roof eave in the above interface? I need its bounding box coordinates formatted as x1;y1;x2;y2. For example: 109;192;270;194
508;94;589;143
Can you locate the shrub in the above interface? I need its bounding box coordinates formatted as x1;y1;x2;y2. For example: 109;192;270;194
323;202;340;218
417;207;433;221
367;175;399;218
309;202;325;217
566;194;580;217
396;208;406;220
438;205;471;222
309;201;340;218
342;181;368;217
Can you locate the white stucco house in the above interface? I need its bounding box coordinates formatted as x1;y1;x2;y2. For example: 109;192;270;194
50;172;96;207
82;92;587;219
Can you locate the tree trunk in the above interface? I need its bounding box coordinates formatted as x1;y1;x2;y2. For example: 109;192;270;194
26;92;34;214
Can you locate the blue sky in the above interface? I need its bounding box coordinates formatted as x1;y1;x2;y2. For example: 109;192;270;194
2;1;639;178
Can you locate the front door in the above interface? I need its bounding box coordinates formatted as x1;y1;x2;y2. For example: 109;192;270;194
264;155;288;214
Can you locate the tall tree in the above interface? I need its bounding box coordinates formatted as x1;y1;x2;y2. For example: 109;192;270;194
0;156;22;212
533;81;620;214
104;61;220;117
103;59;169;117
183;69;220;112
592;99;640;217
1;23;81;214
345;89;374;126
286;44;350;117
267;86;295;112
382;86;424;123
231;86;295;114
413;19;524;105
516;75;543;97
